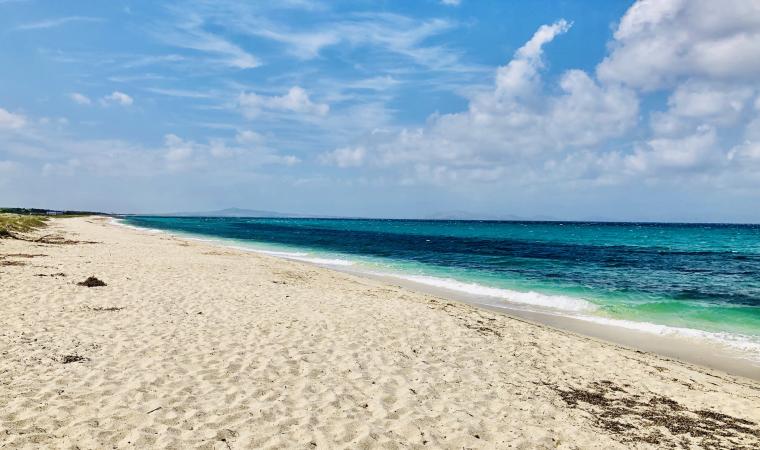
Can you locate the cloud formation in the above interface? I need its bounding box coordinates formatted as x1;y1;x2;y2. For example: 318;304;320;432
15;16;102;31
158;11;260;69
0;108;26;129
69;92;92;105
101;91;133;106
597;0;760;90
320;20;638;182
317;1;760;196
239;87;329;118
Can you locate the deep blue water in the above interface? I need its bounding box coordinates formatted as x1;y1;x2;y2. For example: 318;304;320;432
122;216;760;349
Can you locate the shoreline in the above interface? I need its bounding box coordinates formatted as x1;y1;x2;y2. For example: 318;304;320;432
2;216;759;448
114;217;760;381
359;272;760;382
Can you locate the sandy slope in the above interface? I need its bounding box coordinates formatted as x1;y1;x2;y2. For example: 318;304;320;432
1;216;759;449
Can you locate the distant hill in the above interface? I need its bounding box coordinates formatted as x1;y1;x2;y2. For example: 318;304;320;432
423;210;559;221
154;207;317;218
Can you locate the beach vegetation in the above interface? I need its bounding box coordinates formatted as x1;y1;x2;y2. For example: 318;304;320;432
0;213;48;237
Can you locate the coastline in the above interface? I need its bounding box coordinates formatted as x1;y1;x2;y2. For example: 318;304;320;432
115;216;760;381
360;272;760;381
2;216;759;448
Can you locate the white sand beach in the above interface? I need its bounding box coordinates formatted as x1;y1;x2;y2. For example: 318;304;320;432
1;216;759;449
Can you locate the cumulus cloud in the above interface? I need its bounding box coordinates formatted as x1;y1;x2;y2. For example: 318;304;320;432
598;0;760;90
161;131;299;169
593;0;760;185
164;134;194;166
101;91;134;106
670;82;753;121
235;130;264;144
69;92;92;105
625;125;720;174
239;87;329;118
0;107;26;129
729;141;760;166
319;146;366;168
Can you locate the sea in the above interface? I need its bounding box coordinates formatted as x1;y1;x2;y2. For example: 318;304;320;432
120;216;760;363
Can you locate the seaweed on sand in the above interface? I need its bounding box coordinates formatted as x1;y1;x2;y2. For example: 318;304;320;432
545;380;760;447
77;276;107;287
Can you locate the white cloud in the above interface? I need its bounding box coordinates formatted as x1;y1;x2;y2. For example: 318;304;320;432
69;92;92;105
181;4;467;70
164;134;193;164
0;107;26;129
548;70;639;146
728;140;760;165
515;19;571;60
598;0;760;90
144;87;214;99
161;132;298;168
236;130;264;144
15;16;102;31
38;117;68;127
491;19;571;98
345;76;401;91
158;13;261;69
246;28;340;60
319;146;366;168
239;86;329;118
441;0;462;6
625;125;720;174
101;91;133;106
666;81;753;124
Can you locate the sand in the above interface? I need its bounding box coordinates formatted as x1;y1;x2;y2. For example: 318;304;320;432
1;216;759;449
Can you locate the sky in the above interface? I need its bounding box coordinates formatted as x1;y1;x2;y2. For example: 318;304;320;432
1;0;760;222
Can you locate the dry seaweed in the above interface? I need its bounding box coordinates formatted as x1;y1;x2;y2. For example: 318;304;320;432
89;306;124;312
77;276;107;287
545;380;760;448
61;355;88;364
0;260;26;266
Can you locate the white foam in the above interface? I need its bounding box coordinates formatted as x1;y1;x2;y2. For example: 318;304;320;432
109;217;164;234
250;249;309;257
230;246;355;267
576;315;760;360
288;256;355;266
389;273;597;312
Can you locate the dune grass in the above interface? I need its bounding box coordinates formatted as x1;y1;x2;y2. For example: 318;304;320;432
0;213;48;237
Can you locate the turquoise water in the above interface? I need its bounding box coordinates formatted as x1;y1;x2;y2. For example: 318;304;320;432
122;217;760;354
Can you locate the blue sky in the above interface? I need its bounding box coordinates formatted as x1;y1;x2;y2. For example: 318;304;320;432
1;0;760;221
